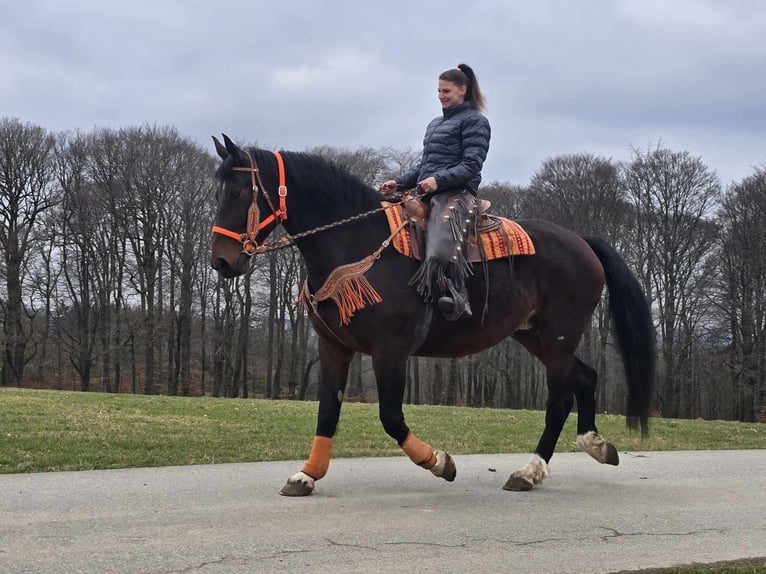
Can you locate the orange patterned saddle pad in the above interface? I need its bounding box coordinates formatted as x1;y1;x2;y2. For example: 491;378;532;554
383;202;535;261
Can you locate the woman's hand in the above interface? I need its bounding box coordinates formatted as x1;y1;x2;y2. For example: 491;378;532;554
417;176;438;193
379;180;398;195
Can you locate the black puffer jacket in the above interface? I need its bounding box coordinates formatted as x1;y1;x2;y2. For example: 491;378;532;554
397;101;490;195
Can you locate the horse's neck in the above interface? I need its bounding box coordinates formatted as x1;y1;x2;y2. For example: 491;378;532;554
275;156;387;283
291;213;389;286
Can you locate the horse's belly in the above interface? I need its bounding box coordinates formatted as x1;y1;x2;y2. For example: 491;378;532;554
413;315;520;357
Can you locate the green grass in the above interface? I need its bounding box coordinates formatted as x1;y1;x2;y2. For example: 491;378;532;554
617;558;766;574
1;388;764;474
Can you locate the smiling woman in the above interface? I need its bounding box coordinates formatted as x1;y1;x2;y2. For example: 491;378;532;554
380;63;490;321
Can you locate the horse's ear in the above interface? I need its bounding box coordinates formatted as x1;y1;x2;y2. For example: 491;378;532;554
222;134;241;159
212;136;228;160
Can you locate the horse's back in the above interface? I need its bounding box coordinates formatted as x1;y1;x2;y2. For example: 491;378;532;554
515;219;605;285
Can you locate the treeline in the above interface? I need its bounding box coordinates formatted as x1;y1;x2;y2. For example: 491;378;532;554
1;117;764;422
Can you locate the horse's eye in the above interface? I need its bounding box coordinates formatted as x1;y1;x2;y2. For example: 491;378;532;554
219;183;240;200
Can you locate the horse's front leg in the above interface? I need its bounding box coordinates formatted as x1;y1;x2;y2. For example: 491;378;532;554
373;353;457;482
280;335;353;496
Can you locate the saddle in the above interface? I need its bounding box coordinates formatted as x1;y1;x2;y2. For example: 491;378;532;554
383;197;535;262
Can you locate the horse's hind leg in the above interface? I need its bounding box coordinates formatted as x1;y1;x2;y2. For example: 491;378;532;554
372;353;456;482
281;336;354;496
573;358;619;466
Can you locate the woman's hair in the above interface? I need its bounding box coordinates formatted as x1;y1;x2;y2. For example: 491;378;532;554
439;63;486;111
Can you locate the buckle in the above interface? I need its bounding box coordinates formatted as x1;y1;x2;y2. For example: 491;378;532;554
278;185;287;197
242;239;258;255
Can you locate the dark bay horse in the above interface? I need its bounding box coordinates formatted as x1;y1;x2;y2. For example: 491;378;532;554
210;135;655;496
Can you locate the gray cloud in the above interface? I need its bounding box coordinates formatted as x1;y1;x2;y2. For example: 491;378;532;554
2;0;764;186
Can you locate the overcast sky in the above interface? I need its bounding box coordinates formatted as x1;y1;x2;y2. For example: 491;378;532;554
3;0;765;186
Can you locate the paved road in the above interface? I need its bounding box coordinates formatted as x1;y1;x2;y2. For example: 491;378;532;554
1;450;765;573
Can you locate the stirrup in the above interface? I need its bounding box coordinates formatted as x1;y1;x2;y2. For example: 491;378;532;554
438;282;472;321
438;296;472;321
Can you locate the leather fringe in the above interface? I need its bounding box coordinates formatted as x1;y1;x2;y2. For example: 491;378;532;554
299;255;383;326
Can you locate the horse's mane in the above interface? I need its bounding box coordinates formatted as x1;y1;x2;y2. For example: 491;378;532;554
252;148;384;217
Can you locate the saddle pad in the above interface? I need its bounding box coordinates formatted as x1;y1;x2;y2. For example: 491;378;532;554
382;202;535;261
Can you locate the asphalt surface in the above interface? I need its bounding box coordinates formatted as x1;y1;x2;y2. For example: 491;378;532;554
1;450;765;573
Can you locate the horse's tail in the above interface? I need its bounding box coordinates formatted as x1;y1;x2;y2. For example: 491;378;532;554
583;236;656;435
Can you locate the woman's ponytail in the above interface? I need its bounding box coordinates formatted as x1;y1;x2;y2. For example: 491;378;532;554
439;63;486;111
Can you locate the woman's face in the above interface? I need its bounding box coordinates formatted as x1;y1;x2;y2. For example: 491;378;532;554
437;79;466;109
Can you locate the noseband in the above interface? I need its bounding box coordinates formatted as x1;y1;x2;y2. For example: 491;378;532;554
211;150;288;255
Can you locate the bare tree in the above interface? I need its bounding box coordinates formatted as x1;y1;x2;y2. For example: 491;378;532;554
624;144;720;418
382;146;421;180
0;117;57;386
526;153;627;239
79;128;122;392
717;168;766;421
212;274;236;397
118;125;200;394
55;132;102;391
162;143;216;395
308;145;390;188
523;154;632;414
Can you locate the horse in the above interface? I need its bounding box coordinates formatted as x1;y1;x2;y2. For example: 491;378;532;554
210;134;655;496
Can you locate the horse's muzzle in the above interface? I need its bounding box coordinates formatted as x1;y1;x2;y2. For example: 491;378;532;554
211;257;241;278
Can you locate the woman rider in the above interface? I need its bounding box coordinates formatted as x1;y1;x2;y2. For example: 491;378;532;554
380;63;491;320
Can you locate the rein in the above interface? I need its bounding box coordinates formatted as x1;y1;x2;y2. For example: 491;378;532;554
211;149;396;256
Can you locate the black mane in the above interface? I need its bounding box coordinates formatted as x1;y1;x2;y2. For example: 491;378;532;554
254;148;384;217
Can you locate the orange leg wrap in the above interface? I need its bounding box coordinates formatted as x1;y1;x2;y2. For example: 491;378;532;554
301;436;333;480
401;433;437;470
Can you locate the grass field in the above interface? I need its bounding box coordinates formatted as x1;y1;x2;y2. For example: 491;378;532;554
2;388;765;573
1;388;764;474
636;560;766;574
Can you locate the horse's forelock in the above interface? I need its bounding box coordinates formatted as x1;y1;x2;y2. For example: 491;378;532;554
214;149;249;182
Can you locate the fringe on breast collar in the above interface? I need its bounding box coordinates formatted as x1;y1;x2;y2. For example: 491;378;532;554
297;255;382;326
297;219;408;327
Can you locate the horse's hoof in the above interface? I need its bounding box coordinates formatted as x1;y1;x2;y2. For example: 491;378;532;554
503;474;534;491
604;442;619;466
577;431;620;466
280;481;314;496
279;472;315;496
442;453;457;482
429;450;457;482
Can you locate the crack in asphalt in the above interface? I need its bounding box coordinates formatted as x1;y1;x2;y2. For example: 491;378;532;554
270;548;316;556
598;526;727;543
326;537;378;552
152;525;739;571
160;555;250;573
475;525;730;549
385;541;468;548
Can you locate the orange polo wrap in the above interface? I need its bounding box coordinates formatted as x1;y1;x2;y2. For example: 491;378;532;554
301;436;333;480
401;433;437;469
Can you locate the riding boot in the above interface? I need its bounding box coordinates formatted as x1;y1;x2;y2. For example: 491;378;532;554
409;189;476;319
438;277;473;321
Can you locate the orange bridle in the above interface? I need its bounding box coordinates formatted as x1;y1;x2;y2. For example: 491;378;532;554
211;150;288;255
